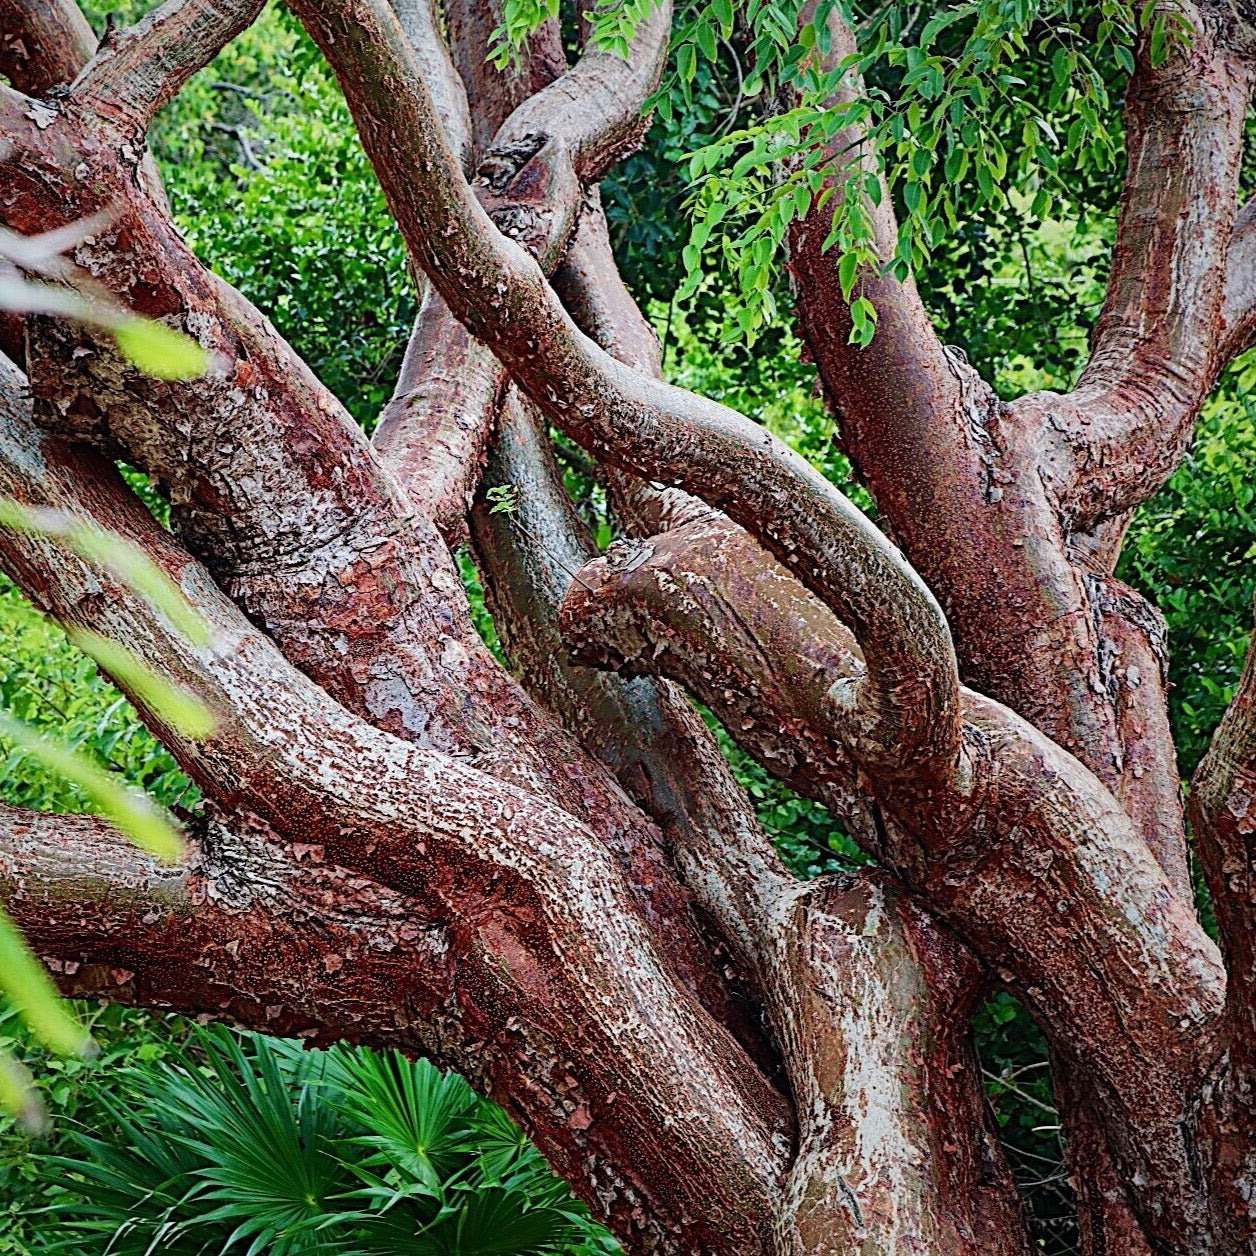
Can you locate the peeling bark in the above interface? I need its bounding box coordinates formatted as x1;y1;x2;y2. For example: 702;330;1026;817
0;358;791;1254
0;0;94;94
561;517;1225;1251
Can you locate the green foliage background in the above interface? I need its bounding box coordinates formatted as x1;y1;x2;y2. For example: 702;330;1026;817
1;2;1254;1252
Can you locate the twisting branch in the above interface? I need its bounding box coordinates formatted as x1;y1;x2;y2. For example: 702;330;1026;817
562;517;874;845
483;0;673;183
553;196;715;537
1188;602;1256;1248
444;0;567;156
474;407;1036;1251
375;2;671;543
1219;195;1256;365
1044;0;1256;528
0;81;746;1045
70;0;266;132
0;0;94;94
560;514;1226;1251
291;0;963;779
389;0;473;170
0;352;792;1252
374;290;505;544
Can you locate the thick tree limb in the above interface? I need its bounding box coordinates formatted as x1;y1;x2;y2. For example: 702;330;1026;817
374;289;504;545
0;0;94;94
375;3;670;544
553;196;715;537
481;2;672;185
0;89;746;1028
0;357;792;1253
70;0;266;132
786;5;979;515
1219;195;1256;365
290;0;963;780
787;0;1193;931
1044;0;1255;529
391;0;473;170
1188;604;1256;1246
0;804;458;1050
475;438;1029;1249
0;803;190;908
444;0;567;158
767;870;1031;1254
562;516;1227;1251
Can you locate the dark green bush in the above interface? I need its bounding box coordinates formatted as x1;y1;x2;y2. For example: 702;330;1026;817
29;1026;617;1256
0;1005;191;1256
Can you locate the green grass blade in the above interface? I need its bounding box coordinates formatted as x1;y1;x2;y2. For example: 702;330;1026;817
64;630;216;740
0;906;91;1059
0;713;183;861
0;499;212;648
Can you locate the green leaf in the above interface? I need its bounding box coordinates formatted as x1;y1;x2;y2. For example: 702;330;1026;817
0;907;91;1059
112;318;209;382
63;630;216;740
0;1048;48;1134
0;714;183;862
838;250;859;301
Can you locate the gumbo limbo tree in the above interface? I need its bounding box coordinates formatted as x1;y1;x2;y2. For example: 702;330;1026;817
1;0;1256;1251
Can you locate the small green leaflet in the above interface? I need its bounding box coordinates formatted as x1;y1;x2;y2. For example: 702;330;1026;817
64;630;216;741
112;317;209;381
0;500;212;648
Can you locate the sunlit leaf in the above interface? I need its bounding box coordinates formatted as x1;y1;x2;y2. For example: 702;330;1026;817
64;630;216;741
0;907;91;1061
111;317;209;381
0;714;183;862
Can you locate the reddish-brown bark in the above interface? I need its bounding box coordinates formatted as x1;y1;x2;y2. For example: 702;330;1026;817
1;0;1255;1252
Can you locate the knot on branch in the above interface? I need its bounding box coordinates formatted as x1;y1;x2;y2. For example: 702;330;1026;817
474;133;581;269
476;132;550;192
195;812;290;911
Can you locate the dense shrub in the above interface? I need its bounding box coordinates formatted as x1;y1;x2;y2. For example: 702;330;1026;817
0;1005;190;1256
28;1027;615;1255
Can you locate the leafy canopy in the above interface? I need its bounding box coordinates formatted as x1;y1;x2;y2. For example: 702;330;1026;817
501;0;1171;344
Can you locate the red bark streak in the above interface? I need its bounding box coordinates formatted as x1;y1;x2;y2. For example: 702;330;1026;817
0;378;792;1254
562;517;1225;1251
